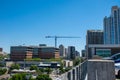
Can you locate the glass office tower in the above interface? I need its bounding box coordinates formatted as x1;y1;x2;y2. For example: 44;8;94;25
104;6;120;44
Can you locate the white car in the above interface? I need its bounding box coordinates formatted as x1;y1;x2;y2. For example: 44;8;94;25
115;63;120;77
55;77;61;80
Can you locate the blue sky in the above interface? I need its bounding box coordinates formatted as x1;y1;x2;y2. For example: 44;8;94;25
0;0;120;53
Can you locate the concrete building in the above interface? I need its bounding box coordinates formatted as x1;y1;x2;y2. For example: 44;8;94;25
38;46;60;59
75;51;80;57
65;48;68;58
59;44;65;57
0;48;3;52
62;60;73;67
81;50;86;57
67;46;76;59
104;6;120;44
10;45;60;61
6;61;60;69
86;30;104;58
87;44;120;58
84;6;120;59
10;46;33;61
57;60;115;80
0;48;3;54
86;30;104;45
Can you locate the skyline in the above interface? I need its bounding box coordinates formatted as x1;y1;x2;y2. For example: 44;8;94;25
0;0;120;53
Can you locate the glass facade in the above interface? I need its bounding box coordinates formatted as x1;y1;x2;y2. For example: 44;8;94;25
41;47;58;53
11;46;33;53
87;30;103;44
10;46;60;60
104;6;120;44
96;49;111;57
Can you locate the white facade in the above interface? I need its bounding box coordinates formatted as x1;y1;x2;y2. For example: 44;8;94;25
62;60;73;67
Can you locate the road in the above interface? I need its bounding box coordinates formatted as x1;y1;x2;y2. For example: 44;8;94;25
0;74;10;80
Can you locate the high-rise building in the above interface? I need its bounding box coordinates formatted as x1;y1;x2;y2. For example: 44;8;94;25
86;30;104;58
86;30;104;45
85;6;120;59
75;51;80;57
104;6;120;44
59;44;65;57
81;50;86;57
67;46;76;59
0;48;3;55
0;48;3;52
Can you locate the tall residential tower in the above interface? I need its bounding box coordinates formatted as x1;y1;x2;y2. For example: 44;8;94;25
67;46;76;59
104;6;120;44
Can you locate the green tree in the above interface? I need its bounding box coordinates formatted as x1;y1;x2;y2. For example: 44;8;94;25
9;73;23;80
0;63;4;67
30;65;42;74
59;62;65;74
0;54;9;61
9;73;32;80
39;68;44;73
45;68;52;74
30;65;38;71
0;68;7;75
64;67;72;72
10;63;20;70
36;74;52;80
0;56;4;61
73;58;81;66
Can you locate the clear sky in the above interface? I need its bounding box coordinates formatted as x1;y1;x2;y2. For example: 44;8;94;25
0;0;120;53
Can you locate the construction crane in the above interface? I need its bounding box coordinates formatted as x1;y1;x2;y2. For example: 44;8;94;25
45;36;80;48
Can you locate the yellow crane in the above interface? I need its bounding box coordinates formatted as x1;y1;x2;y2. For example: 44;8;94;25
45;36;80;48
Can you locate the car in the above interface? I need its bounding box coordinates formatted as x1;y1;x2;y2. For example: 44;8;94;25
111;53;120;60
115;63;120;78
103;53;120;63
115;58;120;63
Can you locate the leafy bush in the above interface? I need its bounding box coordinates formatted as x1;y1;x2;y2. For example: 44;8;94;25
44;68;52;74
64;67;72;72
36;74;52;80
10;63;20;70
9;73;32;80
73;58;81;66
30;65;42;74
0;68;7;75
30;65;38;70
39;68;45;73
0;63;4;67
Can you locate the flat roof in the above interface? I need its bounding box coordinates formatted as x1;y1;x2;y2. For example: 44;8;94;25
88;44;120;48
12;69;36;73
88;59;114;62
87;30;103;32
11;46;58;49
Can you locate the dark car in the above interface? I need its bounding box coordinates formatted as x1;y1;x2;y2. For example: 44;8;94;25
103;53;120;63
